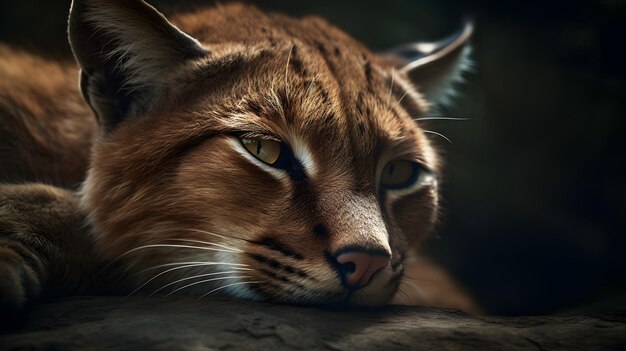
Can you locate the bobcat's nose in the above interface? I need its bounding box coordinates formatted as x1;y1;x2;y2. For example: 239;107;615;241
335;250;390;288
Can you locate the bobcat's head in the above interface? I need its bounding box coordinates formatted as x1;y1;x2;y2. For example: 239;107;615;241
71;0;471;305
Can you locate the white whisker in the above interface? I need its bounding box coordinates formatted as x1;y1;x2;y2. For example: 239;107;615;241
394;286;411;305
180;228;248;245
166;238;243;253
129;263;206;297
196;281;261;301
305;74;320;97
128;263;250;297
139;261;249;273
285;44;294;96
401;277;431;291
416;117;473;121
151;270;250;297
123;244;236;254
94;241;244;279
397;88;410;106
387;68;396;107
165;275;251;297
423;130;453;144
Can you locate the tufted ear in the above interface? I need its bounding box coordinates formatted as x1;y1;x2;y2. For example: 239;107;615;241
68;0;208;131
382;22;473;107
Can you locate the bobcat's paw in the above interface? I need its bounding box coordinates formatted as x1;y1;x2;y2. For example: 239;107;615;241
0;247;40;311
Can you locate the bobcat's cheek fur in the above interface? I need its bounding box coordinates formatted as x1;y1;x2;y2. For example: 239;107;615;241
72;1;470;305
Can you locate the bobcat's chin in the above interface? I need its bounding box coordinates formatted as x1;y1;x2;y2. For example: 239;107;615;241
248;258;403;307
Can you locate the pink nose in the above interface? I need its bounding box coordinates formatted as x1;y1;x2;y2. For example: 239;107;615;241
335;251;390;288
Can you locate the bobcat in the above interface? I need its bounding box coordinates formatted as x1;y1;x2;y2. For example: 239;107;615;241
0;0;477;312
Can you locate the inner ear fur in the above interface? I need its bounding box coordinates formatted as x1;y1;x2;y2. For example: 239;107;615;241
68;0;207;131
382;22;474;108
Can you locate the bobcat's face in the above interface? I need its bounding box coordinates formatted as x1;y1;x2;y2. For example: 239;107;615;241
73;0;469;305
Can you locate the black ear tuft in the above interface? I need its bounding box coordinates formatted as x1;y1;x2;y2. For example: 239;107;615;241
68;0;208;131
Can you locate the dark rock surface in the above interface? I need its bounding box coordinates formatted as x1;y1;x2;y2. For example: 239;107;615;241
1;297;625;351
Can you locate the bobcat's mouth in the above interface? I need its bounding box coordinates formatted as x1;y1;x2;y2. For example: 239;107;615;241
121;234;402;307
242;241;404;306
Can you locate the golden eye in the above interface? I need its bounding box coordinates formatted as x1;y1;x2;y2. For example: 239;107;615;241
381;160;419;188
241;137;282;165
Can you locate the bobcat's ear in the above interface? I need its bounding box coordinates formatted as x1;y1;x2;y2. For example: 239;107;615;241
68;0;208;131
382;22;473;108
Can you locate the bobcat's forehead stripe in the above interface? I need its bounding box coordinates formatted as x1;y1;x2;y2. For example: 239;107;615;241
288;44;308;77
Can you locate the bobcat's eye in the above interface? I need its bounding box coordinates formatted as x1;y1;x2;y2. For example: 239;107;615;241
381;160;432;189
241;137;282;165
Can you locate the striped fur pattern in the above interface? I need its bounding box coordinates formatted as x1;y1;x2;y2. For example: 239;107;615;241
0;0;476;311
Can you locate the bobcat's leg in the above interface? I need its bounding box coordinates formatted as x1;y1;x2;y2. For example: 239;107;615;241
0;184;96;311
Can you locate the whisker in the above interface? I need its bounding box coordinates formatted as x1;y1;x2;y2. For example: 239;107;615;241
401;286;413;301
401;277;431;291
179;228;252;244
128;263;250;297
165;238;243;253
165;275;251;297
423;115;476;118
151;270;250;297
285;44;294;96
394;286;411;305
401;276;433;284
196;281;261;301
305;74;320;97
129;263;206;297
106;244;240;272
396;88;410;106
139;261;250;273
423;130;453;144
416;117;473;121
122;244;236;254
93;240;245;281
387;68;396;108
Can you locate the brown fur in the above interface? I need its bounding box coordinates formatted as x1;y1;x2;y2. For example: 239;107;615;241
0;0;479;312
0;46;96;187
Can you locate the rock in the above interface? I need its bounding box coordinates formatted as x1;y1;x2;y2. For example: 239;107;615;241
1;296;625;350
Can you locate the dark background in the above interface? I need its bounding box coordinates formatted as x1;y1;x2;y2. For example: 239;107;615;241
1;0;624;315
